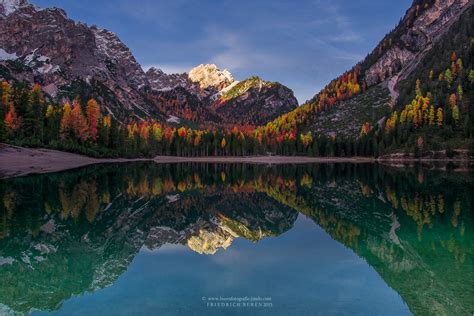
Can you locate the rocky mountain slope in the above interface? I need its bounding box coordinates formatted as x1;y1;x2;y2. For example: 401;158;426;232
293;0;473;138
211;76;298;125
363;0;471;87
306;85;392;138
0;0;297;126
0;0;151;120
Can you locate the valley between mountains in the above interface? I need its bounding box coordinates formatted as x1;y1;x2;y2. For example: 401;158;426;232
0;0;473;161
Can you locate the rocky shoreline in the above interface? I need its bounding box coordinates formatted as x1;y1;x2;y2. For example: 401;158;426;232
0;145;472;178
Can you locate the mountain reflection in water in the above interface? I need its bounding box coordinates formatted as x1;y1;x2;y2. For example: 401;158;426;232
0;163;472;315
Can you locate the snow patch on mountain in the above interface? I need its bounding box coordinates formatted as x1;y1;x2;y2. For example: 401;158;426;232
0;0;28;16
37;63;60;74
166;115;181;124
20;50;60;74
0;48;17;60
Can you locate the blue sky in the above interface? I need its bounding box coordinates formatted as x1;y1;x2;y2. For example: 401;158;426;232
31;0;411;103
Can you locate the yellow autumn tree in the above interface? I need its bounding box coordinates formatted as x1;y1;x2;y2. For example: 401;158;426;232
428;105;435;126
452;105;460;126
436;107;443;128
60;102;72;139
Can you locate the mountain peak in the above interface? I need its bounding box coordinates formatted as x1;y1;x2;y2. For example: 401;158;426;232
188;64;234;90
146;67;165;75
0;0;28;16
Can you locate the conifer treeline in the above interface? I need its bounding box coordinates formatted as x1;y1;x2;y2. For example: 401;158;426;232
0;81;380;158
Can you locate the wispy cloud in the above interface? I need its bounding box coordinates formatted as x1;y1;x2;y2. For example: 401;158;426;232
328;31;362;43
309;1;363;43
196;27;293;73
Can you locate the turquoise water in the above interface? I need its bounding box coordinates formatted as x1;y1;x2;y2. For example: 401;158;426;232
0;163;472;315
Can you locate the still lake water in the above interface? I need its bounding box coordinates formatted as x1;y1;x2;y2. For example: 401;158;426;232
0;163;472;315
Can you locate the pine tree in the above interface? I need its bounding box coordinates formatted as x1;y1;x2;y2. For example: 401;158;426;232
24;84;45;141
469;70;474;84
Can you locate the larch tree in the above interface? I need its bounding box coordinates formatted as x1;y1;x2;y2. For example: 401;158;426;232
221;137;227;155
456;58;463;76
4;104;20;135
44;104;58;143
436;107;444;128
449;94;457;108
452;105;460;126
457;85;463;101
415;79;422;97
60;102;72;139
444;68;453;88
428;106;435;126
86;99;100;141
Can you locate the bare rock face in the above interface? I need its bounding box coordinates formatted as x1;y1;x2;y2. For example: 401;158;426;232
146;67;205;98
365;47;415;85
188;64;234;91
365;0;472;89
212;76;299;125
147;64;236;98
146;67;192;91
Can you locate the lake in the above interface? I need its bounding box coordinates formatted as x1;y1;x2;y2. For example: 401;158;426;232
0;163;472;315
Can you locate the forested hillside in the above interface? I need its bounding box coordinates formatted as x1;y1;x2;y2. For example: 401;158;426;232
361;4;474;154
258;0;473;155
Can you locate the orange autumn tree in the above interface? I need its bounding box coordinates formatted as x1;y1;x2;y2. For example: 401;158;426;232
4;104;20;134
103;114;112;128
86;99;100;141
360;122;370;136
449;93;457;108
70;100;89;142
139;121;150;140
